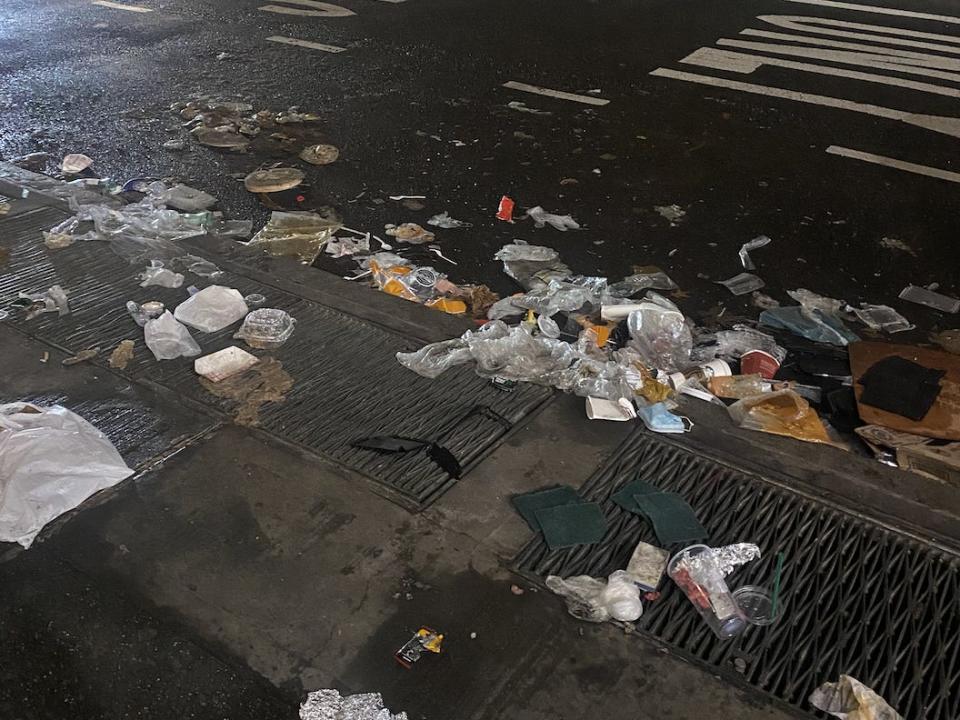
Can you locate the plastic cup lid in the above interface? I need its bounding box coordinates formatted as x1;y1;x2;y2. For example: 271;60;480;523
243;167;305;193
299;144;340;165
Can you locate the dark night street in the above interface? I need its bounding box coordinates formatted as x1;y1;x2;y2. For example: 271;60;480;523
1;1;959;719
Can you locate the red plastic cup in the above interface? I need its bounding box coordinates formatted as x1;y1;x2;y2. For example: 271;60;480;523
741;350;780;379
496;195;515;222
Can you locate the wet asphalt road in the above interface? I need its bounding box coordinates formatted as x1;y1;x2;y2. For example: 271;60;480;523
1;0;959;334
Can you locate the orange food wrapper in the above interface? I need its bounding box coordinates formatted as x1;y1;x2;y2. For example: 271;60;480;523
727;390;831;444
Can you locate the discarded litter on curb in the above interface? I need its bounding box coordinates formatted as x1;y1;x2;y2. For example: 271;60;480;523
428;211;470;228
194;346;259;382
496;195;515;222
108;340;135;370
174;285;248;333
738;235;771;270
300;690;409;720
809;675;903;720
144;311;201;360
546;570;643;623
62;348;99;366
394;627;444;669
898;284;960;314
0;403;134;548
527;206;580;231
299;143;339;165
385;223;435;245
247;211;341;264
234;308;296;349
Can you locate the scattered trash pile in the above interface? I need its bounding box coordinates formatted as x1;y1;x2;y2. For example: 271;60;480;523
394;234;960;481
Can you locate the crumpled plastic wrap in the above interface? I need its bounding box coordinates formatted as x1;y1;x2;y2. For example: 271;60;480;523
0;403;134;547
606;268;677;297
546;570;643;623
397;321;638;400
144;311;201;360
299;689;408;720
494;240;571;289
691;325;786;364
247;211;341;264
809;676;903;720
48;184;211;262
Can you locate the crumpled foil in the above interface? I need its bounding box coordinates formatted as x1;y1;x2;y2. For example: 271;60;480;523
299;689;409;720
677;543;761;579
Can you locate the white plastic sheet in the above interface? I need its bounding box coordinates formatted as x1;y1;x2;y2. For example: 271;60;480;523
0;403;134;547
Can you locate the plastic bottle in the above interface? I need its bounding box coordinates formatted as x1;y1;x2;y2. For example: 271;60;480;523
668;359;731;390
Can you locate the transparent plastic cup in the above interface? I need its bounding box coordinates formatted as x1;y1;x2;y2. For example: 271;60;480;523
668;544;748;639
733;585;779;626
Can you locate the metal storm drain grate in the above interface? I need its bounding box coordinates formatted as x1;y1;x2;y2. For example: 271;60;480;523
0;209;552;510
514;431;960;720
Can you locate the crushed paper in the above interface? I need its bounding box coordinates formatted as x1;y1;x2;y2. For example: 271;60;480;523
299;689;408;720
809;675;902;720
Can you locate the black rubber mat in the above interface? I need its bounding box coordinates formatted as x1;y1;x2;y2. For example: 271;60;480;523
0;209;552;509
514;431;960;720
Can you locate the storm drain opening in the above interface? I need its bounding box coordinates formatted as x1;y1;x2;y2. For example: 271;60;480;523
0;211;552;510
514;431;960;720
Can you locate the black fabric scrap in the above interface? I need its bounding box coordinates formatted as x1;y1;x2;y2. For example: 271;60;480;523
858;355;945;421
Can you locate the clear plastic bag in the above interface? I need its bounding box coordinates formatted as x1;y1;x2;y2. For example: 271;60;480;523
727;390;831;444
849;304;913;333
173;285;248;333
138;260;184;288
546;570;643;623
494;240;571;289
144;311;201;360
760;306;858;346
0;403;134;547
626;296;692;372
606;268;677;298
247;211;341;264
691;326;787;364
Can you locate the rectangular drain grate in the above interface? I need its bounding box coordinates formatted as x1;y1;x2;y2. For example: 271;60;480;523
514;431;960;720
1;209;552;510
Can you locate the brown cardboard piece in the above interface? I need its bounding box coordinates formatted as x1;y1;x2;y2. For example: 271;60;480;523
849;342;960;441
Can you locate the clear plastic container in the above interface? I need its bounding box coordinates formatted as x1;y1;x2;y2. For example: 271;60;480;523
234;308;296;349
668;545;747;639
733;585;779;626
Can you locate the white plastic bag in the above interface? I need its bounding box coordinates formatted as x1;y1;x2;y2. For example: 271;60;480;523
546;570;643;623
144;311;201;360
0;403;134;547
173;285;248;333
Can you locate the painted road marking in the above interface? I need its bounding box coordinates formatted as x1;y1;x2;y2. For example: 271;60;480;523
502;81;610;106
91;0;153;12
757;15;960;54
741;29;960;65
721;38;960;77
682;47;960;98
786;0;960;25
259;0;355;17
649;68;960;139
827;145;960;183
266;35;346;52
